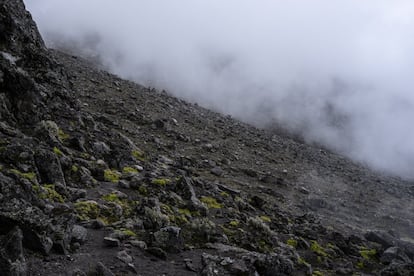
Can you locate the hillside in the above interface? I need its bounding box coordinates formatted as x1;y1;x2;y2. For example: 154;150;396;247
0;1;413;275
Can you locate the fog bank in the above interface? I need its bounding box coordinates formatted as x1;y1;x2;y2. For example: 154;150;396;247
25;0;414;179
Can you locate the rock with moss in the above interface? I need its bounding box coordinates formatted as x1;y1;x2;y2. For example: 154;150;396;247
0;227;27;276
175;177;208;216
35;148;66;188
75;200;100;221
152;226;184;253
103;169;121;183
143;207;170;230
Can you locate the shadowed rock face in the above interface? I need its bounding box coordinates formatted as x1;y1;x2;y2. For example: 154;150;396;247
0;1;413;276
0;0;47;125
0;0;45;55
0;0;77;126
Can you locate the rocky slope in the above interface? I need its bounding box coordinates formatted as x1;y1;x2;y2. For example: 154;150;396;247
0;1;413;275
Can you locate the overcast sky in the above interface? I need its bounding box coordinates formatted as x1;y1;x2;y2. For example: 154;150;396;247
25;0;414;179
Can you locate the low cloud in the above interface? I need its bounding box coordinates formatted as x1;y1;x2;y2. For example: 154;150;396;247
25;0;414;179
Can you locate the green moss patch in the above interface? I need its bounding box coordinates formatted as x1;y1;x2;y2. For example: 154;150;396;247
259;215;272;223
58;128;70;142
310;241;328;257
287;239;298;248
131;150;145;161
104;169;121;183
151;178;171;186
34;184;65;203
75;200;100;221
102;192;121;203
53;147;63;156
10;169;36;181
360;248;377;260
200;196;222;209
122;166;139;174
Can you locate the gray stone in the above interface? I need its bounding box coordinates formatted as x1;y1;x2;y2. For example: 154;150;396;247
381;247;411;264
103;237;120;247
380;262;414;276
146;247;167;260
0;227;27;276
129;240;147;250
92;142;111;156
210;167;224;177
116;250;133;263
365;231;396;249
153;226;184;253
95;262;115;276
35;149;66;188
71;225;88;244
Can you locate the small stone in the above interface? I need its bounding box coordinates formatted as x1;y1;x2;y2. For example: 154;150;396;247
71;268;87;276
103;237;120;247
210;167;224;177
184;258;197;272
96;262;115;276
380;246;411;264
89;219;106;229
299;186;310;194
153;226;183;253
71;225;88;244
146;247;167;260
129;240;147;250
117;250;133;263
118;180;130;189
365;231;396;249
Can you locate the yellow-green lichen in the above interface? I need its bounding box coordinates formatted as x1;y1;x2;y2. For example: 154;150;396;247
122;166;139;174
229;220;240;227
287;239;298;247
58;128;70;141
121;229;137;237
151;178;171;186
298;257;310;266
37;184;65;203
71;165;79;173
312;271;324;276
356;261;364;269
200;196;222;209
310;241;328;257
138;185;148;195
359;248;377;260
53;147;63;156
258;240;273;253
10;169;36;181
101;192;121;203
259;215;272;223
80;152;90;159
131;150;145;161
178;208;192;216
220;191;229;197
104;169;121;183
75;200;100;221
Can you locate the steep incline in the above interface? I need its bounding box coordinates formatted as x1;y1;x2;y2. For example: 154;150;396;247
0;1;413;275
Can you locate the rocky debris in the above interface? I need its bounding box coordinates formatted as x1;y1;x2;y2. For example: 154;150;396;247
0;0;413;275
70;225;88;245
380;247;411;264
103;237;120;248
95;262;115;276
152;226;184;253
0;227;27;276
